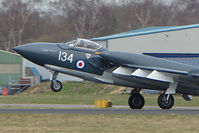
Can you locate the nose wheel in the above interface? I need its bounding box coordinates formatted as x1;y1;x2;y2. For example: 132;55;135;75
128;89;145;109
51;80;62;92
50;71;62;92
158;93;174;109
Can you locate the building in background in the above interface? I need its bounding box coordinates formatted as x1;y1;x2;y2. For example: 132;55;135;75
92;23;199;66
92;23;199;93
92;24;199;53
0;50;24;94
0;50;23;86
0;50;43;95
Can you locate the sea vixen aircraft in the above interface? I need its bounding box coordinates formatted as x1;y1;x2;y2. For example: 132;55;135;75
14;38;198;109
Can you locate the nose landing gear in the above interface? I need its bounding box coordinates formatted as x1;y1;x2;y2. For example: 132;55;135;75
50;71;62;92
51;80;62;92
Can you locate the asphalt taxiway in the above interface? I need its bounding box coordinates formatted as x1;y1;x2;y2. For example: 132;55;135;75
0;104;198;114
0;108;199;114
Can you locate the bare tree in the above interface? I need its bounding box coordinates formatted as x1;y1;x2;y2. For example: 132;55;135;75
135;0;154;28
1;0;199;51
57;0;115;38
0;0;40;50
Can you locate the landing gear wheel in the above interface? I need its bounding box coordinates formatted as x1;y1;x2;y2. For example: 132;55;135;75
51;80;62;92
128;93;145;109
158;94;174;109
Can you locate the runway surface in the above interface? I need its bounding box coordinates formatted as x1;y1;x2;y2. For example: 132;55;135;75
0;108;199;114
0;104;198;114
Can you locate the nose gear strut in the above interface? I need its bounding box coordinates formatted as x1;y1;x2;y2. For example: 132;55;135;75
50;71;62;92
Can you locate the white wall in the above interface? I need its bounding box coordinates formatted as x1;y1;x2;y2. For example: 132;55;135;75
24;59;82;81
108;28;199;53
95;40;107;48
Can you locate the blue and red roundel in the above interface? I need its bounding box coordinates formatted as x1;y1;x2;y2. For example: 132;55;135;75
75;60;86;70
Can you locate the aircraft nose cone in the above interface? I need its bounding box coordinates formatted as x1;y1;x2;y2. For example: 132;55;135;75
13;43;49;66
13;45;25;55
13;44;43;55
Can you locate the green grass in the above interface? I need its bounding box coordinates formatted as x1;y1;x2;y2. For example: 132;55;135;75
0;81;198;107
0;114;199;133
0;82;198;133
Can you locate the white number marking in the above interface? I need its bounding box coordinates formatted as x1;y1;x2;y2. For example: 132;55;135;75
58;51;73;63
68;53;73;63
58;51;62;60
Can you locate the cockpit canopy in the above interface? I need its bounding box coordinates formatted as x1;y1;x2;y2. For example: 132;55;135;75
65;38;102;50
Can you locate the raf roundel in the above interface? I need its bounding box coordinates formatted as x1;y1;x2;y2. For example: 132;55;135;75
76;60;86;70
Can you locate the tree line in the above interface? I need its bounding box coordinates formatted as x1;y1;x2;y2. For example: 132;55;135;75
0;0;199;51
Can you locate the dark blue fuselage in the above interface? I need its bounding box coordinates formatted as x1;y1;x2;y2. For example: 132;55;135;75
13;42;107;75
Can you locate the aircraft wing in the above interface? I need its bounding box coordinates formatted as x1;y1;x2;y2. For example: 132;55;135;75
122;64;187;76
112;66;176;83
99;51;199;84
123;64;199;78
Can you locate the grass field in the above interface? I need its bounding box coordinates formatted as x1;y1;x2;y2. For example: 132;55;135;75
0;82;199;133
0;114;199;133
0;81;197;107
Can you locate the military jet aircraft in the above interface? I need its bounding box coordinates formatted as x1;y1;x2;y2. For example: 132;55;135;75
13;38;199;109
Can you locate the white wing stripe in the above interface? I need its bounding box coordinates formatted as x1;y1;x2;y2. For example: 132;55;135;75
112;67;132;75
113;67;174;83
147;70;174;83
131;69;150;78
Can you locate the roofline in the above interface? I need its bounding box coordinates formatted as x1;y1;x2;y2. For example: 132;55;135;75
143;53;199;58
0;50;21;56
92;23;199;41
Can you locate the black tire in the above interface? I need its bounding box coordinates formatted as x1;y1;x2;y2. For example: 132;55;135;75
128;93;145;109
158;94;174;109
51;80;62;92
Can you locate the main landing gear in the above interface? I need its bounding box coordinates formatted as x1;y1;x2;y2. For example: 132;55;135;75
128;89;175;110
50;71;62;92
158;93;174;109
128;89;145;109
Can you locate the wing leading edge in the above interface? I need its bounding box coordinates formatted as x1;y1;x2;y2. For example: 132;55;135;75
123;64;199;78
113;66;174;83
99;51;199;79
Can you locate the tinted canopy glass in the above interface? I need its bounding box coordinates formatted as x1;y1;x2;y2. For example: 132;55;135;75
59;38;102;50
75;38;101;50
73;38;102;50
